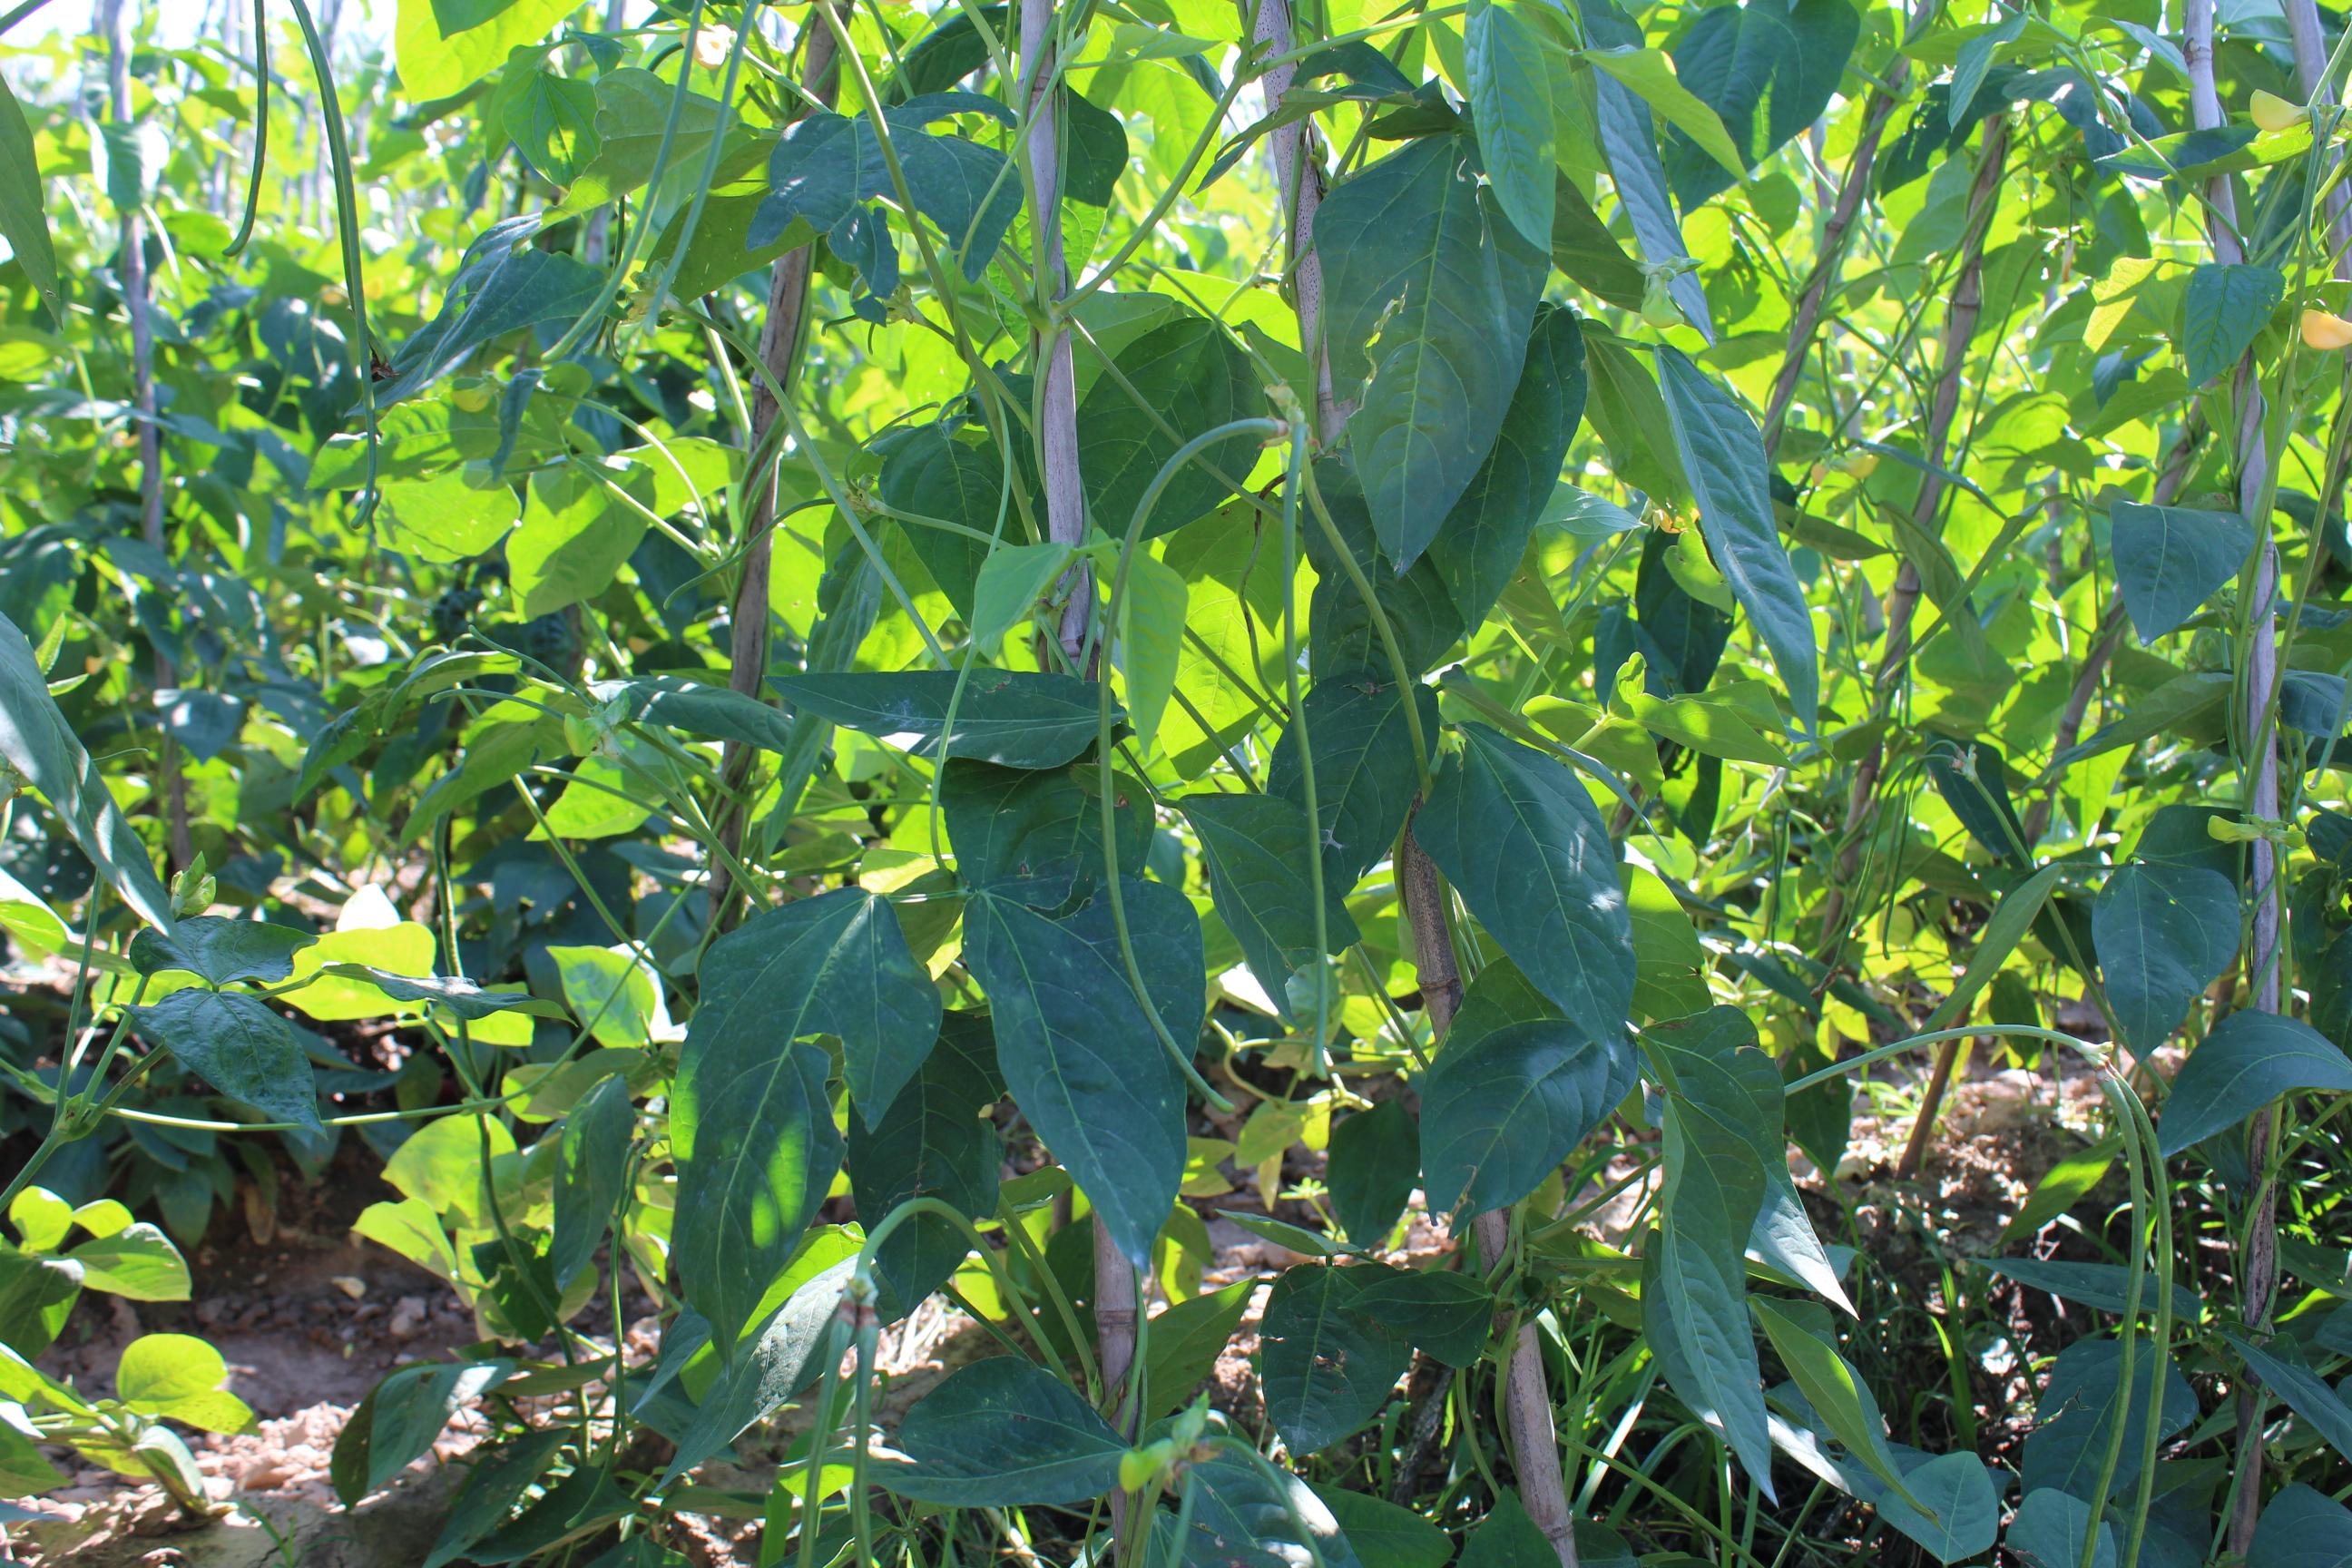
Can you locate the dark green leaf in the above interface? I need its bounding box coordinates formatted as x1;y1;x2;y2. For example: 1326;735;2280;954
675;889;937;1349
1420;1017;1622;1221
2249;1484;2352;1568
1656;347;1817;730
1416;724;1636;1024
771;670;1113;769
1180;791;1360;1008
2230;1334;2352;1468
1466;0;1554;249
1076;312;1262;537
877;424;1003;622
132;991;320;1132
1140;1279;1253;1419
2092;862;2239;1054
877;1356;1127;1504
1325;1100;1418;1248
2161;1010;2352;1156
1259;1263;1414;1453
0;81;62;324
848;1013;1004;1318
596;677;798;754
1661;0;1860;206
552;1073;634;1289
332;1361;515;1506
2005;1488;2117;1568
2110;502;2254;644
377;216;605;407
2019;1334;2194;1501
1318;132;1548;567
1975;1258;2200;1322
943;757;1149;898
1268;677;1440;896
130;916;315;985
1312;1486;1453;1568
965;879;1200;1268
2180;262;2284;387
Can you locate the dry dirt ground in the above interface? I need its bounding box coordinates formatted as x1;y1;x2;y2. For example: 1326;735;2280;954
4;1049;2116;1568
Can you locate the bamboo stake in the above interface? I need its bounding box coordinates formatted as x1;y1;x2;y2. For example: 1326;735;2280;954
709;21;840;929
100;0;191;873
1025;0;1093;664
2187;0;2285;1547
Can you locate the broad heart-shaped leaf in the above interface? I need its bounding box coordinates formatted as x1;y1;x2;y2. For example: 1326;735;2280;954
750;99;1022;282
1180;792;1361;1008
0;612;175;932
1643;1009;1781;1497
332;1359;515;1505
1325;1100;1418;1248
1075;311;1262;538
1661;0;1861;206
2161;1010;2352;1156
1303;456;1465;679
1268;677;1441;897
2092;862;2239;1054
0;81;61;325
941;758;1152;899
551;1073;634;1290
1316;131;1548;569
1259;1263;1416;1453
771;670;1113;769
1420;1017;1623;1222
1160;1452;1365;1568
2019;1334;2195;1501
1314;1485;1452;1568
1426;304;1589;631
2005;1487;2117;1568
674;889;937;1349
1416;724;1636;1026
2181;261;2284;387
1465;0;1554;250
1656;348;1818;730
2110;501;2255;644
848;1013;1004;1319
2249;1484;2352;1568
877;422;1003;621
130;916;315;985
875;1356;1127;1504
2230;1333;2352;1468
1458;1491;1553;1568
377;214;604;407
393;0;573;102
1873;1450;2002;1564
132;991;320;1133
965;879;1201;1269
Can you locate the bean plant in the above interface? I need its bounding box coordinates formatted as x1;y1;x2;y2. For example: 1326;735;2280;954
0;0;2350;1563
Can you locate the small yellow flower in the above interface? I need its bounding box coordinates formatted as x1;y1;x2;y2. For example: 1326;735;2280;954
691;24;737;68
2251;89;2307;132
2303;308;2352;349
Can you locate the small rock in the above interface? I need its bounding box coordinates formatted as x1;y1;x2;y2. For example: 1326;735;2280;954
387;1296;427;1339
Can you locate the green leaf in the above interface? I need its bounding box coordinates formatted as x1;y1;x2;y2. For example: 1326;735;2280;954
1303;456;1465;678
378;215;604;407
1750;1298;1918;1507
878;424;1004;621
876;1356;1127;1504
750;101;1024;282
332;1359;515;1506
114;1333;253;1434
1180;792;1360;1010
0;81;61;325
2092;862;2239;1054
0;612;175;932
1259;1263;1415;1453
1325;1100;1418;1248
970;542;1076;650
1874;1450;2000;1563
379;468;521;564
1661;0;1860;205
1459;1491;1553;1568
1589;57;1712;338
1926;861;2064;1030
2248;1484;2352;1568
552;1073;634;1290
1416;724;1636;1024
70;1222;191;1302
2005;1488;2117;1568
674;888;935;1349
129;916;316;985
1075;312;1263;538
495;66;598;187
660;1233;863;1483
941;757;1151;897
1656;347;1818;730
1268;677;1440;896
1585;46;1747;181
1426;304;1589;630
1644;1010;1780;1494
1118;553;1187;745
2109;502;2255;644
0;1247;83;1357
1345;1264;1494;1366
1466;0;1556;250
771;671;1114;769
1975;1258;2201;1322
595;677;799;753
2180;262;2284;387
2020;1335;2195;1502
395;0;574;102
1313;1486;1453;1568
509;464;651;619
848;1013;1004;1318
132;991;320;1132
1142;1279;1254;1418
2161;1011;2352;1156
1996;1135;2122;1246
1317;132;1549;568
2230;1334;2352;1467
1421;1016;1623;1221
1161;1454;1361;1568
965;880;1200;1268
